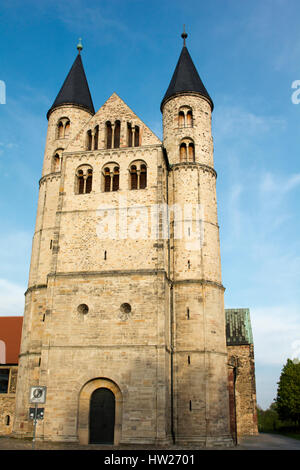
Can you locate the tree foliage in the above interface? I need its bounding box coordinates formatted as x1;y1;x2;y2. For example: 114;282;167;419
275;359;300;425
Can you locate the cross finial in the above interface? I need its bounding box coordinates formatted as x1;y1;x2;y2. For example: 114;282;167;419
181;25;188;46
77;37;83;53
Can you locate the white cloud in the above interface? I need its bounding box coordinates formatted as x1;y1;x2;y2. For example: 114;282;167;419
251;305;300;366
260;172;300;194
213;105;286;140
0;279;25;316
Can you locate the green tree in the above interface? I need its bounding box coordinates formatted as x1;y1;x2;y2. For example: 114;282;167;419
276;359;300;426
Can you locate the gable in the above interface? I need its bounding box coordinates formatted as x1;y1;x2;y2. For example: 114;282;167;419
65;92;161;152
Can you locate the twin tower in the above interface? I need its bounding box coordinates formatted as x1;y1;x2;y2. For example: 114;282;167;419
13;36;233;446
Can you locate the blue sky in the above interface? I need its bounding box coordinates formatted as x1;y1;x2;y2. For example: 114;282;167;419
1;0;300;410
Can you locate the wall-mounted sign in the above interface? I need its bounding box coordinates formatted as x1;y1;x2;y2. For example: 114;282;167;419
29;386;47;404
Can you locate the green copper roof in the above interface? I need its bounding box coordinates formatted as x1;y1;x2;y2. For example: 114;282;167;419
225;308;253;346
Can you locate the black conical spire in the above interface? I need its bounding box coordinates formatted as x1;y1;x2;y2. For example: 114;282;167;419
47;43;95;119
161;31;213;111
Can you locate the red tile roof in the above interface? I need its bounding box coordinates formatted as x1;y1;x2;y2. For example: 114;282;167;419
0;317;23;364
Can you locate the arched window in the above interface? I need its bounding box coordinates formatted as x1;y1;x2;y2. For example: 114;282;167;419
180;143;187;162
86;169;93;193
186;110;193;127
53;153;60;172
129;161;147;189
178;107;193;128
64;120;70;137
77;170;84;194
112;166;119;191
188;142;195;162
58;121;64;139
75;165;93;195
57;118;70;139
114;121;121;148
87;130;92;150
127;123;133;147
140;164;147;189
127;123;141;147
106;122;112;149
178;111;185;127
104;167;111;192
134;126;140;147
102;163;120;192
94;125;99;150
51;148;63;172
180;138;195;162
130;165;138;189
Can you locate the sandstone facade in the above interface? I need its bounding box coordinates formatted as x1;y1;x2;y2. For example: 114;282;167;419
11;42;257;446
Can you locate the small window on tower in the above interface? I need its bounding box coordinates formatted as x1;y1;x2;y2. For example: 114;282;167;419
57;121;64;139
64;120;70;137
186;110;193;127
178;111;185;127
180;143;187;162
179;138;195;162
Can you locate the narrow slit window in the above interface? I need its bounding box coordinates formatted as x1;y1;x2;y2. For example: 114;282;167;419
87;130;92;150
186;110;193;127
94;126;99;150
180;143;187;162
112;166;119;191
104;168;111;192
85;169;93;194
114;121;121;148
130;165;138;190
78;170;84;194
140;164;147;189
134;126;140;147
106;122;112;149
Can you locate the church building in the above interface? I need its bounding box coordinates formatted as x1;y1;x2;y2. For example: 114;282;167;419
9;34;257;446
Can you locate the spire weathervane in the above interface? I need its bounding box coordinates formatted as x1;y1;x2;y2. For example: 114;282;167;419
77;37;83;53
181;25;188;47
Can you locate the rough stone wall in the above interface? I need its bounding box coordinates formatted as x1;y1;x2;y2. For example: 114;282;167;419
162;94;232;445
227;344;258;440
0;367;18;435
13;94;173;444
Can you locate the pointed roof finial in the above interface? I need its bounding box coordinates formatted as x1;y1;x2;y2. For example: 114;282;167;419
181;25;188;47
77;37;83;54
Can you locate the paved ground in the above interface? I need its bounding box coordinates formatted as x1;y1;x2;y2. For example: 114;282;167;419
0;433;300;451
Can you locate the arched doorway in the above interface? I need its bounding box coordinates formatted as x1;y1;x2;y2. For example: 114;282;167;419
78;378;122;445
89;388;115;444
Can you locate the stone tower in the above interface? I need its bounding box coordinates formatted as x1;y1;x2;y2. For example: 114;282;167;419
13;36;232;447
161;34;232;445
